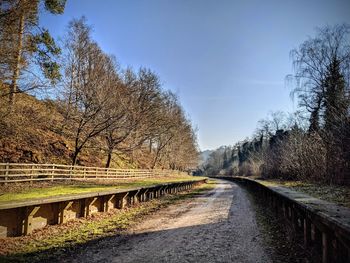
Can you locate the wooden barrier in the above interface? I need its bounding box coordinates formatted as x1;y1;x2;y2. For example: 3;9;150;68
0;163;183;184
0;179;206;237
217;176;350;263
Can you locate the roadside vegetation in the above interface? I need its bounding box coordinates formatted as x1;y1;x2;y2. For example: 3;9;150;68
0;1;199;171
258;179;350;208
0;175;207;203
0;180;216;262
200;24;350;203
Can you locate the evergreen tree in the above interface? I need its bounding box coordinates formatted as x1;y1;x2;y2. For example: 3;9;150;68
323;58;348;137
323;58;349;183
0;0;66;104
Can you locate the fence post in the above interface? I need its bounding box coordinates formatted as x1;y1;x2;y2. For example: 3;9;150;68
30;165;34;185
69;166;73;181
4;163;9;185
51;165;55;182
0;163;182;184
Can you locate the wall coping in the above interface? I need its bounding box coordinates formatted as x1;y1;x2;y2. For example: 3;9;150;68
0;179;206;210
217;176;350;240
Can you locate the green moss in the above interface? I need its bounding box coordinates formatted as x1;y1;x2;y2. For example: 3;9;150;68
0;176;207;203
258;179;350;208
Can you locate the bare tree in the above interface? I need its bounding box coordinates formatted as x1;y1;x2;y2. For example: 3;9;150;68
61;18;118;165
288;24;350;132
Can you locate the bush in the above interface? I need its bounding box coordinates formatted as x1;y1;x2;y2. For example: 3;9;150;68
280;131;327;182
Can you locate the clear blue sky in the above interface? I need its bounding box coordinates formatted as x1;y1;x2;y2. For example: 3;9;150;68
41;0;350;150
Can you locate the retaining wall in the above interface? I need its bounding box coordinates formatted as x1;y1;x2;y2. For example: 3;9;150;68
217;176;350;263
0;179;206;238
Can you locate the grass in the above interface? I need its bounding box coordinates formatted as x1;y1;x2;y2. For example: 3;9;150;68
0;180;217;262
0;175;207;204
257;179;350;208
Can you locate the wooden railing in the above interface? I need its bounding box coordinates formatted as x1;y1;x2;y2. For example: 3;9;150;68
0;163;180;184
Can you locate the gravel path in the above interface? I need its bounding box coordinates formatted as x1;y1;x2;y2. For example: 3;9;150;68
68;179;271;263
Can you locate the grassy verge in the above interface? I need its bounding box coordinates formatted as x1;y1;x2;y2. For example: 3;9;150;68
0;179;216;262
0;175;207;203
257;179;350;208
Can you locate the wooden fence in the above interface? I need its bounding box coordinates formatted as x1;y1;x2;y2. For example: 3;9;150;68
0;163;180;184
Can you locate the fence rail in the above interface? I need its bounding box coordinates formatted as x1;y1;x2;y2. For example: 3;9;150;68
0;163;179;184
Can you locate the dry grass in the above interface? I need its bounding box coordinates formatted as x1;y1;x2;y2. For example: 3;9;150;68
258;179;350;208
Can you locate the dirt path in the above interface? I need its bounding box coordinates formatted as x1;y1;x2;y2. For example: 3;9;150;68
68;179;271;263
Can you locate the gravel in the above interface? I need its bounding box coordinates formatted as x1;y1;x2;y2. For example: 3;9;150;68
66;179;272;263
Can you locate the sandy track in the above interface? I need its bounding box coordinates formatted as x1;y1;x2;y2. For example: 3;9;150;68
68;179;271;263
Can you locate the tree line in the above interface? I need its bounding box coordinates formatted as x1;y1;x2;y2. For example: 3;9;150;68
0;1;199;170
202;24;350;185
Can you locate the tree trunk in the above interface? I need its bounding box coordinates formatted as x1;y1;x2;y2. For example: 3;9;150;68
72;149;79;166
9;13;25;105
105;150;112;168
151;149;161;169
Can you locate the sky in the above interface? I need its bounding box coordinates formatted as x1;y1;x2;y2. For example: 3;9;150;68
41;0;350;150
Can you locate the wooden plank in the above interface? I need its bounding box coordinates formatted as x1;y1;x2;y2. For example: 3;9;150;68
304;218;311;247
4;163;8;185
0;163;178;183
58;201;74;224
0;179;205;210
81;197;97;217
116;193;128;209
102;195;115;212
22;206;40;235
322;232;330;263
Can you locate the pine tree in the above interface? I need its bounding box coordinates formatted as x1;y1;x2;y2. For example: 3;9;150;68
323;58;349;183
323;58;348;137
0;0;66;104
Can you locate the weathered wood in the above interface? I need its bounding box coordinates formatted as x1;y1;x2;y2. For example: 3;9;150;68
101;195;115;212
22;206;40;235
304;217;311;247
0;179;206;237
322;232;330;263
4;163;9;185
30;164;34;185
58;201;73;224
51;165;55;182
81;197;97;217
116;193;128;209
0;162;182;184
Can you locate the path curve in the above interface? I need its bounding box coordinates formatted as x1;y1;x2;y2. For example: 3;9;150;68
69;179;271;263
